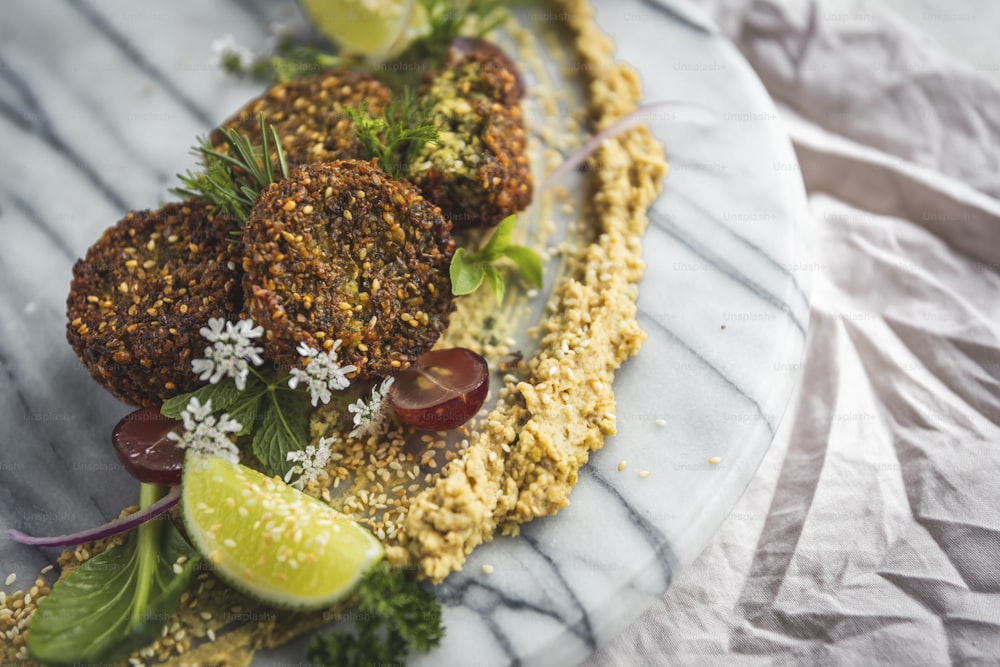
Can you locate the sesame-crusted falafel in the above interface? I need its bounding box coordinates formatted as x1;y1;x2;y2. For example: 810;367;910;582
410;38;532;229
241;160;455;380
67;202;243;406
213;68;392;168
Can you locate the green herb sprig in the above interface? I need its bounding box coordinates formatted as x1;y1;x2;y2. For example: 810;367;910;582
406;0;510;64
26;484;200;664
173;113;289;225
306;561;444;666
344;90;439;179
450;214;544;305
161;370;311;479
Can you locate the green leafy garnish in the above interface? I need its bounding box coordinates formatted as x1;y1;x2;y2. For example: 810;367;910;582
405;0;509;64
344;90;439;179
27;484;199;665
450;214;543;304
253;387;311;477
306;561;444;666
173;112;289;225
163;373;309;478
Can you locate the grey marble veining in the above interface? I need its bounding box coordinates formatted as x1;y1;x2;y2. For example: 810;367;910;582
0;0;809;665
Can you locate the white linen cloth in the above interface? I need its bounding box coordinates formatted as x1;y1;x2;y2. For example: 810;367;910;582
586;0;1000;664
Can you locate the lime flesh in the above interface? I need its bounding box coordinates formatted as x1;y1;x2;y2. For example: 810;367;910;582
299;0;427;58
182;455;383;610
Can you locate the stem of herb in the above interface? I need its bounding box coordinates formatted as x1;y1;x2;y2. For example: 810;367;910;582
130;483;167;626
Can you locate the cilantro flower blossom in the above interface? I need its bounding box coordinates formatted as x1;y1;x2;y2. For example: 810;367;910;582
168;397;241;464
191;317;265;390
287;341;357;406
284;437;335;490
348;376;395;439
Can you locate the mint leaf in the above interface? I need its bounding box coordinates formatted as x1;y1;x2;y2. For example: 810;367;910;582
161;378;243;419
483;264;505;305
226;379;269;436
252;389;309;476
450;247;486;295
473;214;516;262
27;496;199;664
502;244;544;288
449;215;543;302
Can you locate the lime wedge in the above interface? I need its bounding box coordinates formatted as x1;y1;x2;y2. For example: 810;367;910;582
299;0;428;58
182;455;383;610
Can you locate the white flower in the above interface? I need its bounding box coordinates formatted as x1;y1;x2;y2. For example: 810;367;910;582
209;34;255;73
168;397;242;464
348;377;395;439
284;437;335;490
191;317;265;390
287;340;357;406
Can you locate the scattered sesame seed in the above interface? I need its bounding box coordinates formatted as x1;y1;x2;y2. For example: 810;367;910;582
708;456;722;465
655;418;666;427
617;460;627;472
4;573;14;586
482;564;495;575
638;470;651;478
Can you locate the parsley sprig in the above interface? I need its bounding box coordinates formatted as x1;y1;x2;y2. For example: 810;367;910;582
451;214;543;304
344;90;439;179
172;113;288;225
307;562;444;666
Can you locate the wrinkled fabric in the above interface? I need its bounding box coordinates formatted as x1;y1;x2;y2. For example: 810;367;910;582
586;0;1000;664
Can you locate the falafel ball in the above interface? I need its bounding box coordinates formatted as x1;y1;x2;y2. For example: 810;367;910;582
67;201;243;406
410;38;532;229
213;68;392;168
241;160;455;380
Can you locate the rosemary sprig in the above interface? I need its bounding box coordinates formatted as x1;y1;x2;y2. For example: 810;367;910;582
344;89;439;179
173;112;289;225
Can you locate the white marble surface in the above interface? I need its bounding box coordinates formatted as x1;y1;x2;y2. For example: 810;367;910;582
0;0;809;664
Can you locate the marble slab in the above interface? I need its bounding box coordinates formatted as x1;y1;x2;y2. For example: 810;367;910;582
0;0;810;664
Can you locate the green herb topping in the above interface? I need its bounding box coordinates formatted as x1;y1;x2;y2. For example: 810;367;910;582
450;214;544;304
344;89;440;179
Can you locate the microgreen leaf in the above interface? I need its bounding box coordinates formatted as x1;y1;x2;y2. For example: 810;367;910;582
473;214;516;262
449;247;486;296
252;389;310;477
483;263;505;305
500;244;544;288
449;215;544;304
27;488;199;665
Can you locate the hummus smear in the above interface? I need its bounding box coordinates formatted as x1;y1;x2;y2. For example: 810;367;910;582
386;0;668;581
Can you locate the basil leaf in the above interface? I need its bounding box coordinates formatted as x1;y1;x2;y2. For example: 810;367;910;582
27;517;198;664
483;264;505;305
449;248;486;295
501;244;544;288
253;389;309;476
473;214;516;262
161;378;243;419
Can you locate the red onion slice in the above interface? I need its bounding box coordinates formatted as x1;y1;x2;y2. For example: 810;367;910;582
539;100;720;193
7;486;181;547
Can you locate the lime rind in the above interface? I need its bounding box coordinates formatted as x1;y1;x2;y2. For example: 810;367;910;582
182;454;383;610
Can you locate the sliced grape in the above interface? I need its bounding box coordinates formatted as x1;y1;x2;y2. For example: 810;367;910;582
388;348;490;431
111;407;185;485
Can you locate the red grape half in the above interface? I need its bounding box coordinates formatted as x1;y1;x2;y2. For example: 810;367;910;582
388;348;490;431
112;406;185;485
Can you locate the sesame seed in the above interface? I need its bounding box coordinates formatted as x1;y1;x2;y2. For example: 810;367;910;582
638;470;651;478
655;418;667;427
617;460;627;472
708;456;722;465
482;564;495;574
4;573;15;586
